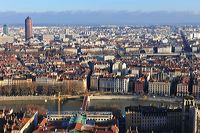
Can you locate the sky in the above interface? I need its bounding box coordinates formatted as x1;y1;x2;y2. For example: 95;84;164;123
1;0;200;25
0;0;200;12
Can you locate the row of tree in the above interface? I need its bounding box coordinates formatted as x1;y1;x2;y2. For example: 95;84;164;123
0;82;85;96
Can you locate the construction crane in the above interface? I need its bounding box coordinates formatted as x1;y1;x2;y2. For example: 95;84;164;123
58;92;61;116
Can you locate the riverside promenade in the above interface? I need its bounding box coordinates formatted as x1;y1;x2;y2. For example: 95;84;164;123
89;95;200;106
0;95;81;101
89;95;182;103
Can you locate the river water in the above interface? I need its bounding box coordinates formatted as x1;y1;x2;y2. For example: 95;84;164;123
0;99;180;115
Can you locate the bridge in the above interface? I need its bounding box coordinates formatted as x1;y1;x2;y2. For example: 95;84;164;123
80;95;90;111
57;93;90;115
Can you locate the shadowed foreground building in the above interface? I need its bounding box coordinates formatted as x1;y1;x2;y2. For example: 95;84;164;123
125;96;198;133
33;111;119;133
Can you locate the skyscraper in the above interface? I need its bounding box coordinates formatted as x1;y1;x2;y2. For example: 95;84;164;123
25;16;33;41
3;24;8;35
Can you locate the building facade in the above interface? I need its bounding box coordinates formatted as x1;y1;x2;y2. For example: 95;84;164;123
177;83;189;97
113;77;129;93
99;77;114;92
112;61;127;75
148;81;171;96
90;75;99;91
93;76;130;93
192;84;200;98
134;80;144;94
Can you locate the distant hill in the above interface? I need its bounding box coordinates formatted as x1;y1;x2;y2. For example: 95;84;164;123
0;11;200;25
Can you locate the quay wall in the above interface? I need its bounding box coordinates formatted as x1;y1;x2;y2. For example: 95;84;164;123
89;95;182;103
0;95;80;101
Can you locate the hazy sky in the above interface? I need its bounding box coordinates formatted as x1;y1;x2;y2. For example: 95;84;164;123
1;0;200;25
0;0;200;12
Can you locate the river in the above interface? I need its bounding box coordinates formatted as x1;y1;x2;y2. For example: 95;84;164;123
0;98;180;115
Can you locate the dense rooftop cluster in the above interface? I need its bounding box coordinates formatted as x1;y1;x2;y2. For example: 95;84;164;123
0;25;200;97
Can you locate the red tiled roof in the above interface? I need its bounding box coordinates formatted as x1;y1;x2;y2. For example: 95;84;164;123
74;123;83;131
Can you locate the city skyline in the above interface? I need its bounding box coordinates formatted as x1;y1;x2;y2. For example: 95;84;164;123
1;1;200;132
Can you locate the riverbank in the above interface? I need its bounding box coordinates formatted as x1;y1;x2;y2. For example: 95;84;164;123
0;96;57;101
1;95;200;105
0;95;81;101
89;95;182;104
